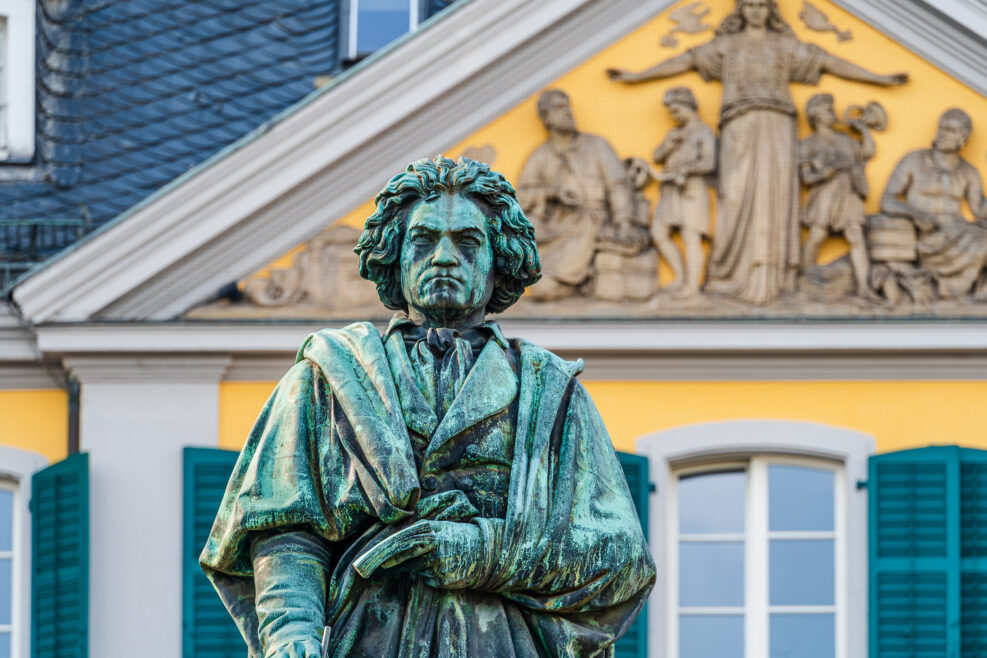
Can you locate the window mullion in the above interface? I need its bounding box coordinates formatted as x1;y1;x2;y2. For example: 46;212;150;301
747;458;769;657
409;0;419;31
348;0;359;60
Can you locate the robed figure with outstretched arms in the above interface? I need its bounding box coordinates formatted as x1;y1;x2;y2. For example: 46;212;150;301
200;156;656;657
608;0;906;304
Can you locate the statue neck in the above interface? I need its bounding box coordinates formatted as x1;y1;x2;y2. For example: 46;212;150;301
406;306;487;332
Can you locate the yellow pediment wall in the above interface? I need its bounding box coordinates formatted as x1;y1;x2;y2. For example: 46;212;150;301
248;0;987;284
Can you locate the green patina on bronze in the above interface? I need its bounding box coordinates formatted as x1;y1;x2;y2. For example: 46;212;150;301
200;157;656;657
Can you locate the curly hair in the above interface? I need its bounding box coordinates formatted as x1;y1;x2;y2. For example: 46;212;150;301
355;156;542;314
716;0;793;35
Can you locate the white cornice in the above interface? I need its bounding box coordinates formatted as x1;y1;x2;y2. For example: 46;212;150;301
12;0;676;323
33;320;987;353
64;356;232;384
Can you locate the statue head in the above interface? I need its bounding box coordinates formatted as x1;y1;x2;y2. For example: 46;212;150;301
537;90;577;135
806;94;838;130
356;156;541;327
934;108;972;153
663;87;698;126
717;0;792;35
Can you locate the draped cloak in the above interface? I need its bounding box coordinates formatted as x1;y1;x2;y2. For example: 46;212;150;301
200;321;656;657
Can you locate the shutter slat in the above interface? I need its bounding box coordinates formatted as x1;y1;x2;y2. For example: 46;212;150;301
615;451;650;658
31;453;89;658
183;448;242;658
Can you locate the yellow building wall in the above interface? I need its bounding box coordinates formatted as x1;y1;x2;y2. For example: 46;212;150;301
248;0;987;282
0;390;68;464
220;380;987;455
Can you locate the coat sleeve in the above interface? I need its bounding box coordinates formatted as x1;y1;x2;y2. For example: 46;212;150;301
483;377;657;655
198;360;385;654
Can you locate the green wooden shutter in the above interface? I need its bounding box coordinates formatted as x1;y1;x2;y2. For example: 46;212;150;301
183;448;242;658
31;452;89;658
869;446;974;658
616;451;651;658
960;450;987;656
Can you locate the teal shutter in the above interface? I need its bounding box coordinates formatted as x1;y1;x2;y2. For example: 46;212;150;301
616;451;651;658
869;446;987;658
31;453;89;658
183;448;242;658
960;451;987;656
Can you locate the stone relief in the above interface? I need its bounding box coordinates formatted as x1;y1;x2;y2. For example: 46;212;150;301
799;2;851;42
660;2;712;48
188;0;987;321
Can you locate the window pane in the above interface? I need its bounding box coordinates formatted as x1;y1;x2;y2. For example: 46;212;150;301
770;539;834;605
357;0;411;54
770;613;835;658
680;541;744;606
769;465;834;531
680;615;744;658
679;470;746;534
0;558;9;625
0;632;9;658
0;490;11;552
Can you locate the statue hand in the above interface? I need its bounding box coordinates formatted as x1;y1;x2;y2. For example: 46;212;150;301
606;68;638;83
416;520;486;590
913;213;939;233
882;72;908;86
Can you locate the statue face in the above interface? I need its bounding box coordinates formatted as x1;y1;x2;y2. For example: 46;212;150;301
935;117;970;153
667;102;693;126
400;194;495;324
540;94;576;133
740;0;770;28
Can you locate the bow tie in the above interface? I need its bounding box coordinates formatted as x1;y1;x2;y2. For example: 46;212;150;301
402;325;488;355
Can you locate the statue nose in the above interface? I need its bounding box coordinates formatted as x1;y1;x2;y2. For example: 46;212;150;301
432;238;458;265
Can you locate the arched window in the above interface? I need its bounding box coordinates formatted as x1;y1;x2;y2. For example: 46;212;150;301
637;421;874;658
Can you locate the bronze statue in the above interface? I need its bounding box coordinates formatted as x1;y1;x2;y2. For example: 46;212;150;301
879;109;987;301
608;0;906;305
799;94;881;302
517;90;638;301
200;157;656;657
650;87;716;298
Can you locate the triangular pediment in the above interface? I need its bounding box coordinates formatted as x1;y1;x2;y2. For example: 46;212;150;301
13;0;987;322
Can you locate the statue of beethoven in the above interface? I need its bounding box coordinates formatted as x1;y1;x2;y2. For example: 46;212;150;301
199;156;657;657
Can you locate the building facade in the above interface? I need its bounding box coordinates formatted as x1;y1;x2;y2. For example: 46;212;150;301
3;0;987;656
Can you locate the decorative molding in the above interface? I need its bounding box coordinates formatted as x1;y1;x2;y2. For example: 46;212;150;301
0;365;62;390
636;421;874;658
12;0;677;323
64;356;232;384
0;306;41;362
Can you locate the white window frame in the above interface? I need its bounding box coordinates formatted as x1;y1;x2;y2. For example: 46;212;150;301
0;446;49;658
345;0;422;61
636;420;874;658
0;0;35;161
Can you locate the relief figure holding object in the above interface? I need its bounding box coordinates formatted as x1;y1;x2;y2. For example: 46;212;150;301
878;109;987;302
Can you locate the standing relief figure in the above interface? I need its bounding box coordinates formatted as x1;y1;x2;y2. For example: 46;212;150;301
650;87;716;298
607;0;906;305
878;109;987;302
517;90;637;301
799;94;882;302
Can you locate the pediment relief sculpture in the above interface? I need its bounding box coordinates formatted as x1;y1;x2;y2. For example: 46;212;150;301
188;0;987;321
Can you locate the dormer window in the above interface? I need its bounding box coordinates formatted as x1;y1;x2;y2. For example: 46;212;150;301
344;0;421;64
0;0;34;162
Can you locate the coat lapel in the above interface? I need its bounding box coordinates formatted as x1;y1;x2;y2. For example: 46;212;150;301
425;340;518;458
384;333;439;439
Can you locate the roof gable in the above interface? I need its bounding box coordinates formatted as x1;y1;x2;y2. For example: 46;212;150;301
13;0;987;323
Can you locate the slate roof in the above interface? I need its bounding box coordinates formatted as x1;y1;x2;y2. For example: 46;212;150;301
0;0;342;287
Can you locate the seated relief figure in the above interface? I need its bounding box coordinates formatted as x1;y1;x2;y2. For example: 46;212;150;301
649;86;716;299
199;157;656;657
517;90;638;301
878;109;987;302
799;94;882;302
